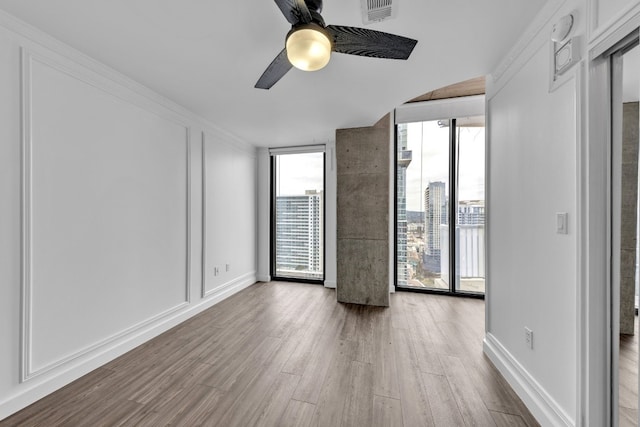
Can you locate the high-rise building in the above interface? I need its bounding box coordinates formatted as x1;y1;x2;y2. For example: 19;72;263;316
396;125;412;286
275;190;323;279
456;200;485;280
458;200;485;225
424;181;447;257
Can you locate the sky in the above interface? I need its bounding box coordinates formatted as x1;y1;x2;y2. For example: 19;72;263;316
403;119;485;212
275;152;324;196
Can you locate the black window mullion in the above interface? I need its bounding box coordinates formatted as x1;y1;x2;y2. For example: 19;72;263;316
449;119;457;294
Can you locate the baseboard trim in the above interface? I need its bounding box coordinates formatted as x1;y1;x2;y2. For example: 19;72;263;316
203;271;256;298
324;280;336;289
0;276;257;421
483;333;574;427
256;274;271;283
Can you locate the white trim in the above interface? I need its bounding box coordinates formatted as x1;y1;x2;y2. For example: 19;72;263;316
323;280;336;289
19;48;192;382
203;271;257;298
256;275;272;282
484;95;491;334
185;127;192;305
201;131;208;299
590;14;640;60
574;60;586;427
324;140;338;289
19;46;32;385
610;50;624;427
394;95;485;124
583;19;640;427
269;144;326;155
587;0;598;42
588;2;640;50
484;333;575;427
584;45;613;427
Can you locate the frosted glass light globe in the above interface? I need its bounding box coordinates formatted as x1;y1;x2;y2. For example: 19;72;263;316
286;27;331;71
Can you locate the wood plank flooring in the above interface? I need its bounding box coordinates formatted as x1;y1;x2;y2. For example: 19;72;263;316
1;282;539;427
619;314;639;427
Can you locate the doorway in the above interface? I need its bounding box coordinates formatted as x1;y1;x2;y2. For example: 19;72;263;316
270;147;325;283
611;36;640;427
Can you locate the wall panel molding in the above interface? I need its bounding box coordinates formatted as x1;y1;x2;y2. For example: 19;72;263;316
19;48;192;382
0;8;259;419
201;130;257;298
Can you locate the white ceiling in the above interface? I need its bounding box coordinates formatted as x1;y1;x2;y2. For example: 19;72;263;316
0;0;547;147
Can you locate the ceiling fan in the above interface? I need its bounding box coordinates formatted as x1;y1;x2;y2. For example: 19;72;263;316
255;0;418;89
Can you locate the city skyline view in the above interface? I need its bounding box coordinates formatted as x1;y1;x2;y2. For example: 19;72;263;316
274;151;325;281
404;120;485;211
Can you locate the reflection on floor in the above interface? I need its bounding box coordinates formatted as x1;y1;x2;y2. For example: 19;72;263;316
620;314;639;427
405;277;486;294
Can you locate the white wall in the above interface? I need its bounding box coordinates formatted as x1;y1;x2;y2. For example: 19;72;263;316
487;0;640;425
0;11;257;420
485;1;581;425
202;131;256;296
24;51;190;378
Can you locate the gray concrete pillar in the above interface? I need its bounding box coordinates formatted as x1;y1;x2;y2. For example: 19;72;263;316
336;116;390;307
620;102;639;335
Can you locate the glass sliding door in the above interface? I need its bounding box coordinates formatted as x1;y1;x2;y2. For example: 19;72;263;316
272;150;325;282
397;120;450;290
396;115;485;295
455;116;486;294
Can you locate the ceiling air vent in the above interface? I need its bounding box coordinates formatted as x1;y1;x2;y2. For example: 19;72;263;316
361;0;396;25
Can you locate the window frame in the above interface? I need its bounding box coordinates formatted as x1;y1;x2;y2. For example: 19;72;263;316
394;96;485;298
269;147;326;284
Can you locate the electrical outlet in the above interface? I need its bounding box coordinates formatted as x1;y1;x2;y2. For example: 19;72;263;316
226;264;230;272
214;267;219;276
525;327;533;349
556;212;568;234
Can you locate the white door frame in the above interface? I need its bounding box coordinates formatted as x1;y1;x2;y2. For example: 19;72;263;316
586;27;640;427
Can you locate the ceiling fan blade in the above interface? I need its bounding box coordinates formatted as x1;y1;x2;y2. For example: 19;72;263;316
274;0;312;25
326;25;417;60
255;49;293;90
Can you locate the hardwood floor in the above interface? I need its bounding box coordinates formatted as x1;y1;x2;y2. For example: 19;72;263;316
620;314;639;427
1;282;539;427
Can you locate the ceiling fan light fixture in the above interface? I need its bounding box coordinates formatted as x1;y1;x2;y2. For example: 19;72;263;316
286;25;332;71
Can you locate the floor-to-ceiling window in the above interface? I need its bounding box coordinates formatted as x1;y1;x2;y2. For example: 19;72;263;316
395;97;485;296
271;147;325;282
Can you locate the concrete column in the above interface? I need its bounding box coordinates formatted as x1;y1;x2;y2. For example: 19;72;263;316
620;102;639;335
336;116;390;306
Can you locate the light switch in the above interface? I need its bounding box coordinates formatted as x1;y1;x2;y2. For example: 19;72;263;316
556;212;568;234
